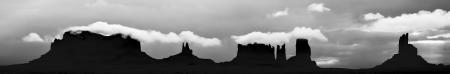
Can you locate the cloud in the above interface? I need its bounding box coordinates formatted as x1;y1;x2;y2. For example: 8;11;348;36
427;33;450;39
231;27;328;45
57;21;221;47
85;0;108;7
410;40;448;44
179;31;222;47
307;3;330;12
410;40;448;64
364;13;384;21
314;57;339;66
361;9;450;33
22;33;44;42
267;8;289;18
84;0;125;8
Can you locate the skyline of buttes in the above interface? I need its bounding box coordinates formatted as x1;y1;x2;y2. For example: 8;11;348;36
2;0;450;73
1;30;449;72
3;0;450;70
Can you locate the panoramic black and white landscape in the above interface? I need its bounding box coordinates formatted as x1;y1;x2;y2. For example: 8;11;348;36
1;0;450;73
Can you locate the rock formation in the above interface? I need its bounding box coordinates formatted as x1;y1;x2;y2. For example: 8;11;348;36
287;39;319;68
373;33;436;71
160;42;215;65
232;44;276;65
28;31;156;67
275;44;287;64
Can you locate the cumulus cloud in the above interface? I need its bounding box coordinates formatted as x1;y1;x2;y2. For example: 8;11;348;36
314;57;339;66
57;21;221;47
179;31;221;47
22;33;44;42
231;27;328;45
307;3;330;12
267;8;289;18
361;9;450;33
364;13;384;21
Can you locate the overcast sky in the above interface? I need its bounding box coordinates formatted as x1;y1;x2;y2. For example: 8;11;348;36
1;0;450;69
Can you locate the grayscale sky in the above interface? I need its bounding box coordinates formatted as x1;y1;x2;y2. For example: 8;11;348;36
1;0;450;69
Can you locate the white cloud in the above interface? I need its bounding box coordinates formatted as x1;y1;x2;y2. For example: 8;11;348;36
427;33;450;39
22;33;44;42
410;40;448;64
85;0;109;7
410;31;422;36
179;31;222;47
307;3;330;12
84;0;125;8
267;8;289;18
410;40;448;44
57;21;221;47
361;9;450;33
364;13;384;21
314;57;339;66
231;27;328;45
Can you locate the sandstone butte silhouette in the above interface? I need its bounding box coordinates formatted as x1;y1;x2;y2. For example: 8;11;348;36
1;31;450;73
372;33;440;71
159;42;216;65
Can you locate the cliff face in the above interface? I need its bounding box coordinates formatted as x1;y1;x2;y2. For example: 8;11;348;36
373;33;436;71
275;44;287;64
287;39;318;68
160;42;215;65
232;44;276;65
28;31;156;66
231;39;318;68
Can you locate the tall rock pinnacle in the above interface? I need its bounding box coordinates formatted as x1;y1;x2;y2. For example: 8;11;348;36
398;33;417;56
287;39;318;68
373;33;436;71
275;44;287;65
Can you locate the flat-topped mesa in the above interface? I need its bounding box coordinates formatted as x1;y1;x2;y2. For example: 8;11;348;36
287;39;318;68
29;31;155;66
232;43;277;65
296;39;311;59
373;33;436;71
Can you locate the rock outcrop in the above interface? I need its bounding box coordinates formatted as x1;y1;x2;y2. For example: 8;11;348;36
28;31;156;67
373;33;436;71
287;39;319;68
275;44;287;64
160;42;215;65
232;44;276;65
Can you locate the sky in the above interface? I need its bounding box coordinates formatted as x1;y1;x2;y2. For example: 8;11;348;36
1;0;450;69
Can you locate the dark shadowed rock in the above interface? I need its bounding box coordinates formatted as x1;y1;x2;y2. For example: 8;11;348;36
24;31;156;70
3;32;450;73
160;42;215;65
275;44;287;64
287;39;319;69
373;33;437;71
232;43;276;65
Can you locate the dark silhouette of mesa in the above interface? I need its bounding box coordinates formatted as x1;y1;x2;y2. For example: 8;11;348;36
1;31;450;73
